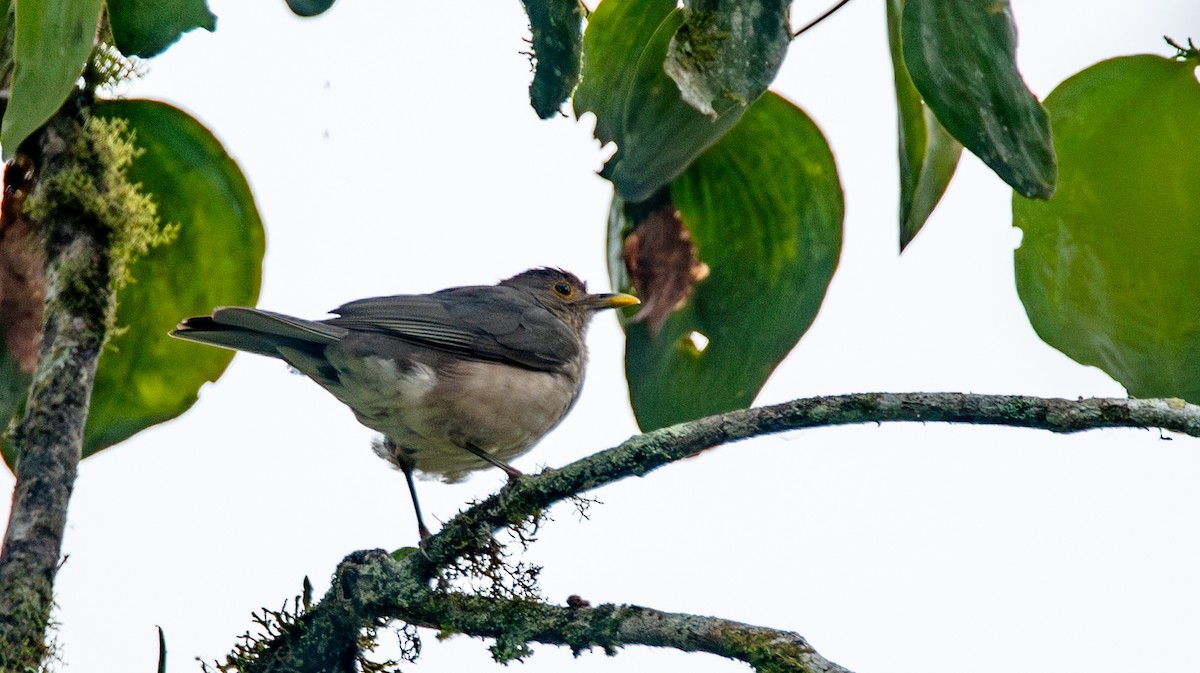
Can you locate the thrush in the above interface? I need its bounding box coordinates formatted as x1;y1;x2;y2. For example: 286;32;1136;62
171;267;639;538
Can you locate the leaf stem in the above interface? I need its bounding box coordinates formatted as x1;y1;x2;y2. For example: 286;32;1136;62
792;0;855;38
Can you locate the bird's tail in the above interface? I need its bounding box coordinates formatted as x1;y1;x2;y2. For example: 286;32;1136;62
171;307;346;358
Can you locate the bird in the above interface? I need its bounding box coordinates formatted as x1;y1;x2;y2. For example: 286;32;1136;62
171;267;639;539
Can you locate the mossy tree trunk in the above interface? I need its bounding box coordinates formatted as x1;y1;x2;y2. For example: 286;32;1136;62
0;106;116;672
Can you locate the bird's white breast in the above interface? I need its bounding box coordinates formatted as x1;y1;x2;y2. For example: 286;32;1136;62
323;350;579;482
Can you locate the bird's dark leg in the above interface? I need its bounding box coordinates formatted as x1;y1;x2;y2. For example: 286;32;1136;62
389;441;431;540
462;442;523;482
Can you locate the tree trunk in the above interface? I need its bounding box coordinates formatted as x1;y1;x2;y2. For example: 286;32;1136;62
0;112;113;671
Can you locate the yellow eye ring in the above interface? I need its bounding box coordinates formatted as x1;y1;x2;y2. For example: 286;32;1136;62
553;282;573;297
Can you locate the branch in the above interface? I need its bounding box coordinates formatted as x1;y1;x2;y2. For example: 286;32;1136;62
232;393;1200;672
0;108;115;668
241;550;850;673
417;393;1200;566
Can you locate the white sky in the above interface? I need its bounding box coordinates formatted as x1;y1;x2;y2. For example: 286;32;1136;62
3;1;1199;671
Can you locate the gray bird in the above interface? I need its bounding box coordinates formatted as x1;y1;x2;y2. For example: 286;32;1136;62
171;268;639;538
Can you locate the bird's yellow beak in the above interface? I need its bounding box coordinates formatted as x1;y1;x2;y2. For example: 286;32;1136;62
599;292;640;309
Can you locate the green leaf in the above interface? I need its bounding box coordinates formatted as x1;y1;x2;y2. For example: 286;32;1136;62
664;0;789;117
886;0;961;250
2;0;104;157
285;0;336;17
901;0;1055;199
85;99;264;457
0;329;30;465
107;0;216;59
0;1;15;89
573;0;674;146
520;0;583;119
1014;54;1200;401
613;91;843;430
391;547;419;562
574;0;746;203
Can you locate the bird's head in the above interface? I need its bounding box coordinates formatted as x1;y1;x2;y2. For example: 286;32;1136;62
503;268;639;331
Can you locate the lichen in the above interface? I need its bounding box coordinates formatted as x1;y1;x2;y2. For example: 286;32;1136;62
0;594;61;673
721;628;812;673
673;10;728;67
23;114;176;335
435;516;545;606
521;0;584;118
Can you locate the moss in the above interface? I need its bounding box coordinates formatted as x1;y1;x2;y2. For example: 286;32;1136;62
0;594;58;672
721;628;812;673
87;42;145;93
521;0;584;118
673;10;729;68
23;114;176;334
1001;395;1040;422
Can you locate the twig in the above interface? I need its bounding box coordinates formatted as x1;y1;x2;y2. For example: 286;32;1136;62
793;0;855;38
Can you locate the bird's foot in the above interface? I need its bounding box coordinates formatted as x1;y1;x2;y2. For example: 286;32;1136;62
501;464;523;483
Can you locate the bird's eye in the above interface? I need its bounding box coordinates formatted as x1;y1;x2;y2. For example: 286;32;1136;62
553;281;574;297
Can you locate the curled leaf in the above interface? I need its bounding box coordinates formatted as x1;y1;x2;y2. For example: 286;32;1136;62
886;0;962;249
574;0;745;202
902;0;1055;198
664;0;790;118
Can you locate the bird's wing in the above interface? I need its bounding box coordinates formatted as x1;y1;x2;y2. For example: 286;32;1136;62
327;287;579;371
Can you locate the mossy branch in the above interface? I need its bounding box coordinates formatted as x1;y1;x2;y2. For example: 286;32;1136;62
416;393;1200;569
0;105;165;670
232;392;1200;673
232;549;850;673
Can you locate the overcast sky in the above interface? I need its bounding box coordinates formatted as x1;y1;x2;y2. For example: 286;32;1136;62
3;1;1199;672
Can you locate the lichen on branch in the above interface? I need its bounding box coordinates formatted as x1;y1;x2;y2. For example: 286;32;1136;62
23;113;175;331
0;107;145;671
225;392;1200;673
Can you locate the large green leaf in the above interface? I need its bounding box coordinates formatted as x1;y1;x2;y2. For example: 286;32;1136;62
1014;54;1200;401
574;0;746;203
612;91;843;430
107;0;216;58
1;0;104;157
886;0;961;250
519;0;583;119
573;0;673;146
84;99;264;457
901;0;1055;199
664;0;789;118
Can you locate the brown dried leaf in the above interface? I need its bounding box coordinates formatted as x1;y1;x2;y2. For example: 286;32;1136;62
621;204;709;334
0;157;45;373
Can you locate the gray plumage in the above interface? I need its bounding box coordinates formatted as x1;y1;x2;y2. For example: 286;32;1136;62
171;268;638;538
